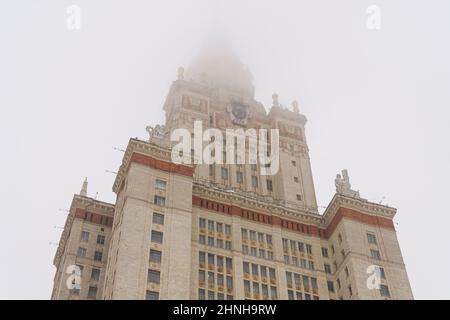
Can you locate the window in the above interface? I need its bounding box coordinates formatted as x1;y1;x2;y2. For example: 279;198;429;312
94;251;103;262
267;251;274;260
266;179;273;192
324;264;332;274
288;290;294;300
208;272;214;284
208;237;214;246
266;235;272;245
251;247;257;256
153;212;164;225
225;241;232;250
241;228;248;240
242;245;248;254
298;242;305;252
96;234;105;245
251;176;258;187
87;286;97;298
291;160;296;166
236;171;243;183
243;262;250;274
306;244;312;254
225;224;231;235
380;285;391;297
251;164;257;171
208;291;215;300
151;230;163;244
216;223;223;233
149;249;162;263
327;281;335;292
198;289;205;300
294;177;299;183
370;249;381;260
377;266;386;279
199;235;206;244
76;265;84;276
199;218;206;228
258;233;264;243
221;167;228;179
270;286;277;299
226;276;233;289
208;220;214;231
148;269;160;284
217;239;224;248
367;233;377;244
80;231;90;242
146;291;159;300
77;247;86;257
296;194;302;201
91;268;100;281
199;270;205;283
322;247;329;258
250;231;256;241
155;179;166;190
154;195;166;207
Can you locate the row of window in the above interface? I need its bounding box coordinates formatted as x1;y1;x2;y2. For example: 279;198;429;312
80;230;106;245
199;252;233;273
243;259;278;299
285;271;319;300
199;218;232;234
77;247;103;262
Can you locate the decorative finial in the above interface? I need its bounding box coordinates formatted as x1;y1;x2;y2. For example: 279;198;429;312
177;66;184;80
80;177;88;197
292;100;299;113
272;93;279;107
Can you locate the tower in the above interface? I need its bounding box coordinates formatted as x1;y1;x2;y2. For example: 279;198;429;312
52;44;413;300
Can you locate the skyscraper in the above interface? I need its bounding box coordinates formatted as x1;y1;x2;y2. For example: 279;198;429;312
52;47;413;300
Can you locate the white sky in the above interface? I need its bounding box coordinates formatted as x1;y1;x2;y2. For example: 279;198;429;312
0;0;449;299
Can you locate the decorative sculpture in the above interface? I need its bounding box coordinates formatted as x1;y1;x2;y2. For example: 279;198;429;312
335;169;360;198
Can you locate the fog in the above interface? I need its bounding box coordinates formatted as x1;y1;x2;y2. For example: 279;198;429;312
0;0;449;299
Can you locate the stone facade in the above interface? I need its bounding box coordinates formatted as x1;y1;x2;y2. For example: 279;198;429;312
52;50;413;300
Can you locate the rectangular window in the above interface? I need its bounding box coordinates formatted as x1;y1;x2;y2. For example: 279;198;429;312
267;251;273;260
236;171;243;183
216;222;223;233
241;228;248;240
208;291;215;300
217;239;224;248
370;249;381;260
96;234;105;245
367;233;377;244
298;242;305;252
208;220;214;231
226;276;233;289
242;245;248;254
149;249;162;263
266;235;272;245
93;251;102;262
288;290;294;300
199;234;206;244
380;285;391;297
87;286;97;298
378;266;386;279
154;195;166;207
251;164;257;171
294;177;299;183
148;269;160;284
270;286;277;299
327;281;335;292
152;212;164;225
225;241;232;250
151;230;163;244
208;237;214;246
220;167;228;180
91;268;100;281
266;179;273;191
251;176;258;187
199;218;206;228
225;224;231;235
250;247;257;256
198;288;205;300
306;244;312;254
80;231;90;242
155;179;167;190
250;231;256;241
324;264;332;274
296;194;302;201
322;247;329;258
77;247;86;257
146;291;159;300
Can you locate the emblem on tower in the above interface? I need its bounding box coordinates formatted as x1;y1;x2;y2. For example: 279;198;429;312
226;101;251;126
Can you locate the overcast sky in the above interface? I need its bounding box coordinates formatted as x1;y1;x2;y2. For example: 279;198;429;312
1;0;449;299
